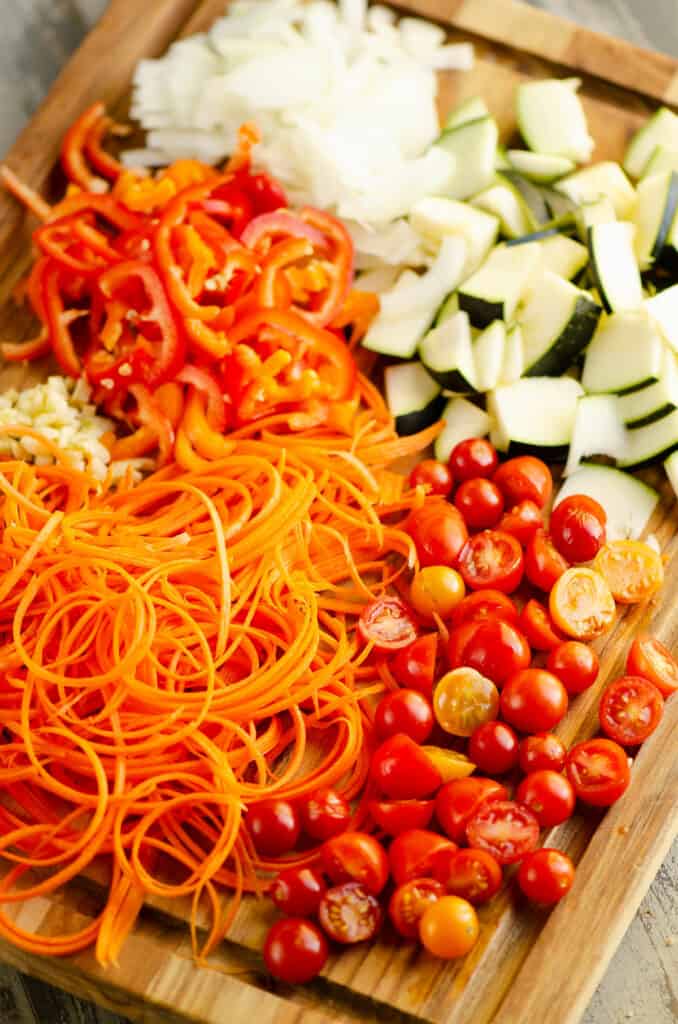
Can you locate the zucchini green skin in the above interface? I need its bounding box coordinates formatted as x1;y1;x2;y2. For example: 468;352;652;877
587;227;615;315
505;441;570;461
457;293;505;329
501;171;551;225
651;172;678;264
505;227;560;247
626;403;678;429
421;365;476;392
395;394;447;436
524;296;602;377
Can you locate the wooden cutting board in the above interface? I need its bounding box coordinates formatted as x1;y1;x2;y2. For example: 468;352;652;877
0;2;676;1023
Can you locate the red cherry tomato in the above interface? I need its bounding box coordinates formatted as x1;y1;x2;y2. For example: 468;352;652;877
518;733;567;774
388;878;444;938
264;918;328;983
518;849;575;905
547;641;599;696
466;799;540;864
436;847;503;905
500;669;569;733
525;529;569;591
409;459;453;496
248;799;300;857
322;832;389;895
626;635;678;698
458;530;524;594
550;495;607;563
405;500;468;568
498;500;543;546
318;881;383;944
270;867;327;917
599;676;664;746
370;733;442;800
300;788;351;841
389;829;458;885
493;456;552;509
446;620;483;668
450;618;531;686
450;589;519;629
370;798;435;836
468;721;520;775
435;777;507;844
454;478;505;530
516;770;576;827
449;437;498;482
390;634;438;696
374;689;434;744
519;599;565;652
566;737;631;806
358;596;418;653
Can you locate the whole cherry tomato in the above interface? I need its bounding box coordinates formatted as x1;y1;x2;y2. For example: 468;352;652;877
322;832;389;894
370;799;435;836
370;733;442;800
410;566;465;622
270;867;327;917
405;500;468;568
593;540;664;604
450;618;531;687
433;667;499;737
458;530;524;593
264;918;328;983
248;799;300;857
390;634;438;696
450;589;519;629
549;567;616;641
436;848;503;905
435;777;507;844
550;495;606;563
516;769;576;827
498;500;543;546
375;689;434;744
566;737;631;806
500;669;569;733
525;529;569;591
419;895;479;959
409;459;453;496
465;799;540;864
547;641;599;695
318;882;382;944
388;878;444;938
358;596;418;652
449;437;498;482
300;788;350;841
389;829;458;885
518;733;567;774
446;620;484;668
493;456;552;509
626;635;678;698
519;599;565;652
599;676;664;746
468;721;519;775
454;478;505;530
517;849;575;905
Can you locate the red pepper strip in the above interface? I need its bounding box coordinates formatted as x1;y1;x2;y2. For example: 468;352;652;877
257;238;313;309
129;384;175;466
331;289;380;346
0;165;52;221
61;103;109;192
34;215;119;275
236;170;288;214
84;113;127;181
41;262;83;377
72;219;122;264
85;346;155;400
297;207;354;327
51;193;143;234
1;330;51;363
110;425;158;461
202;189;253;238
184;319;230;360
175;365;227;432
240;211;325;251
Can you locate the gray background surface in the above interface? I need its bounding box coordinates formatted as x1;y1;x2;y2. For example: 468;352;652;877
0;2;676;1022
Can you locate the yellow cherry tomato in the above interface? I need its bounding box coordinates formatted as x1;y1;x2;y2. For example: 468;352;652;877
549;567;616;640
410;565;466;621
422;746;476;782
593;540;664;604
419;895;479;959
433;667;499;737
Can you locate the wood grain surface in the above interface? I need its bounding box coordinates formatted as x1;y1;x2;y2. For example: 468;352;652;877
0;2;676;1024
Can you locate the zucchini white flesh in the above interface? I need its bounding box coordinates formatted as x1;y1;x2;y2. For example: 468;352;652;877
541;187;580;224
506;150;575;184
555;464;659;540
624;107;678;179
384;362;445;436
645;284;678;354
575;196;617;241
507;231;588;280
458;242;542;328
618;348;678;427
664;449;678;500
434;397;492;462
435;292;459;326
443;96;490;132
501;171;551;228
473;320;506;392
471;182;533;239
588;222;643;313
564;394;627;476
582;310;664;394
633;171;678;270
500;324;524;385
520;271;602;376
487;376;584;454
642;146;678;180
436;118;498;201
409;198;499;277
517;77;594;163
556;162;637;220
419;311;477;392
618;408;678;467
495;146;512;171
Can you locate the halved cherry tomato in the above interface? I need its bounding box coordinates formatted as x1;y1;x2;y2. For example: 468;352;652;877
436;848;503;905
525;529;569;591
458;530;524;594
546;641;599;695
375;689;434;744
519;599;565;652
626;635;678;698
248;799;300;857
498;500;543;546
409;459;453;497
549;567;616;640
451;618;531;687
410;566;465;622
435;777;507;844
270;867;327;917
370;733;442;800
566;737;631;806
433;667;499;737
390;634;438;696
593;540;664;604
466;799;540;864
389;829;458;886
599;676;664;746
518;733;567;774
264;918;328;982
318;881;383;944
468;721;519;775
550;495;606;563
446;620;483;668
300;788;350;841
370;799;435;836
322;832;389;894
388;878;444;938
419;895;479;959
500;668;568;733
449;438;498;481
421;746;476;782
516;770;575;827
405;500;468;568
450;589;519;629
358;596;418;652
454;478;505;530
493;456;552;509
517;849;575;905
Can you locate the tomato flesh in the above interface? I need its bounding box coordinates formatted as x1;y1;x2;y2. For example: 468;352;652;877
627;635;678;698
549;567;616;641
599;675;664;746
433;667;499;737
465;799;540;865
593;540;664;604
566;737;631;807
358;596;418;652
458;530;524;594
436;847;503;905
389;829;458;886
435;777;507;844
318;881;383;944
519;599;564;652
388;878;444;938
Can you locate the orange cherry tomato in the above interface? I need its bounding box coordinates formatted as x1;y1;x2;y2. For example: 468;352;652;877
626;635;678;698
433;667;499;737
410;565;466;621
593;540;664;604
549;567;616;640
419;895;479;959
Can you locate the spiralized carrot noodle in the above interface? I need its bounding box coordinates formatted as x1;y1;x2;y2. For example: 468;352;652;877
0;417;434;965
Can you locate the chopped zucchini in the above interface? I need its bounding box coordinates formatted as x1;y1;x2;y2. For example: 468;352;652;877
506;150;575;183
434;292;459;326
473;320;506;392
487;376;584;455
645;283;678;353
501;171;551;227
581;309;664;394
642;146;678;180
618;348;678;427
556;162;636;219
471;181;533;239
575;196;617;241
624;107;678;179
443;96;490;132
517;77;594;163
633;171;678;270
664;449;678;500
495;145;512;171
409;197;499;277
419;311;477;392
618;408;678;467
555;464;659;539
458;242;542;328
588;222;643;313
384;362;445;436
434;397;492;462
508;231;588;280
564;394;627;476
436;117;498;201
500;324;524;385
520;271;601;376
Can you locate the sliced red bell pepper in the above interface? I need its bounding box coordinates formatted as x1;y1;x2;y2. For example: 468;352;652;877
297;207;354;327
61;102;109;191
175;365;227;432
129;384;175;466
41;260;83;377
